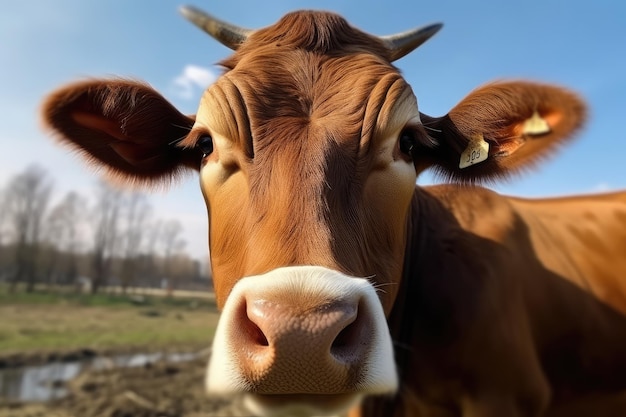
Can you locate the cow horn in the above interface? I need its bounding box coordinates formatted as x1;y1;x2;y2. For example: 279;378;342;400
179;5;254;50
381;23;443;61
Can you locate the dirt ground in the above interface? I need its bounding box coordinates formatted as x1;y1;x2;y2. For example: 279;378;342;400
0;353;254;417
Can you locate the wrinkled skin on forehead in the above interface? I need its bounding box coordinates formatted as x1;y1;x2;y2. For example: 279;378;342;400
184;42;425;312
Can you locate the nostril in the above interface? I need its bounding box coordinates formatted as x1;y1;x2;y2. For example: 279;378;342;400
237;300;270;347
330;302;369;363
248;319;269;347
237;294;370;369
332;324;354;349
208;269;398;396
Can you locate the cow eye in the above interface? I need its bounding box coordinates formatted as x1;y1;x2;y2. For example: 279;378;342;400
399;129;417;157
197;134;214;157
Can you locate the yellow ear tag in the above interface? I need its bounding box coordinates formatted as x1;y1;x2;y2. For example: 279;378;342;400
522;110;551;136
459;133;489;169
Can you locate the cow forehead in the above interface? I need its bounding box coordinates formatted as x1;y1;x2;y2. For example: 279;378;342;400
192;9;420;150
196;53;419;153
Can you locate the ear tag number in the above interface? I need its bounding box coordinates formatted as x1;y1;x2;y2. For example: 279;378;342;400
459;133;489;169
522;110;551;136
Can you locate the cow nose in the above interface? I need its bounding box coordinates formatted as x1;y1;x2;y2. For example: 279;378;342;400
233;295;368;393
206;266;398;399
245;297;361;363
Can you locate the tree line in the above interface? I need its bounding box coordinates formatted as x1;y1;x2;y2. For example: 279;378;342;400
0;164;210;294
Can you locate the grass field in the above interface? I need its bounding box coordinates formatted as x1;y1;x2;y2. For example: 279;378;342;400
0;287;220;357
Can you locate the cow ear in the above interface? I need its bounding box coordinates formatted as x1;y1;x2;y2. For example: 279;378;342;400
418;81;586;182
41;79;201;187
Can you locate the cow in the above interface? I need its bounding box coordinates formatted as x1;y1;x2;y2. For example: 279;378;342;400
41;5;626;417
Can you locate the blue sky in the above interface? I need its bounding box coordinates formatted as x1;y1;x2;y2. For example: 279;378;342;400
2;0;625;259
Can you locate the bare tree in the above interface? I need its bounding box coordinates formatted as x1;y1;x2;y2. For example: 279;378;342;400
0;169;203;293
43;191;87;287
0;186;10;281
4;165;53;292
167;254;203;290
160;219;186;293
118;192;151;293
0;186;8;246
90;181;124;294
140;219;163;286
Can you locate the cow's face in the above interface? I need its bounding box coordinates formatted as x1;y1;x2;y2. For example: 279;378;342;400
182;12;430;414
42;7;586;417
193;53;422;313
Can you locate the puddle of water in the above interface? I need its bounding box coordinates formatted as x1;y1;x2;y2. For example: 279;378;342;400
0;351;200;402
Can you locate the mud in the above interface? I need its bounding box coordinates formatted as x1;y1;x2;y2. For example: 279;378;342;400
0;354;252;417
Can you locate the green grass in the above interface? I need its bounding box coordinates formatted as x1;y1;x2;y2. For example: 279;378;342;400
0;286;215;308
0;287;220;356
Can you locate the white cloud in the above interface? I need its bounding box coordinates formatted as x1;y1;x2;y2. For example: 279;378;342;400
172;65;218;100
592;182;611;193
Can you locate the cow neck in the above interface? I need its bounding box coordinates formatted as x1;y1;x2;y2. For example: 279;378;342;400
361;188;430;417
390;189;427;375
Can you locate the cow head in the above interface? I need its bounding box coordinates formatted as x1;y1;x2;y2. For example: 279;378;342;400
42;6;585;416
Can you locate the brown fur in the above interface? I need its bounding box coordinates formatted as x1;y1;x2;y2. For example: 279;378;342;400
39;9;625;417
221;11;391;69
420;81;586;183
365;186;626;417
41;79;198;187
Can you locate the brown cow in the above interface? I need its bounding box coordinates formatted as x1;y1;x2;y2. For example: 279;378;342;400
41;6;626;417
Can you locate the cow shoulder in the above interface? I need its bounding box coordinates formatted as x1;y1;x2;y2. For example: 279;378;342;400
396;186;549;411
420;184;518;242
404;185;524;339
